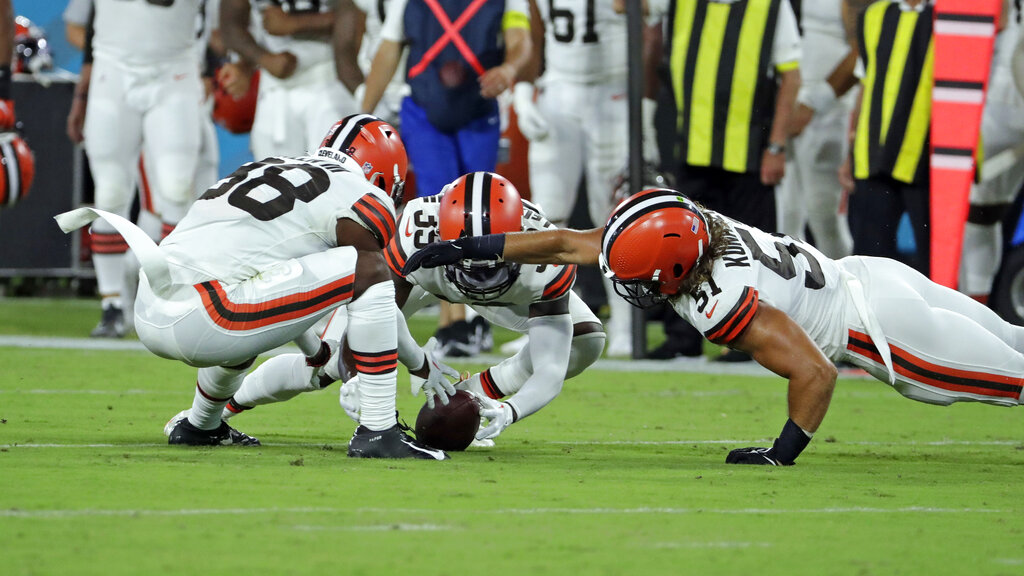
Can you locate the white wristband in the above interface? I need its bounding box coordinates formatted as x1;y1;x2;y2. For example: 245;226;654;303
797;81;838;113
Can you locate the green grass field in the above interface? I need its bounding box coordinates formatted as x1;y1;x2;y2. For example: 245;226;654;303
2;298;1024;575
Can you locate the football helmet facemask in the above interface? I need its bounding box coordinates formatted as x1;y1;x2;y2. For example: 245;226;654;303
318;114;409;205
600;189;711;308
438;172;524;302
14;16;53;75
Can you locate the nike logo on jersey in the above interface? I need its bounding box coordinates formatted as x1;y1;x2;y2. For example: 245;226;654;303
404;219;414;237
173;73;187;81
705;300;718;319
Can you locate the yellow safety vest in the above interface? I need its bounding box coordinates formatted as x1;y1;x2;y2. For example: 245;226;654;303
668;0;781;174
854;0;934;184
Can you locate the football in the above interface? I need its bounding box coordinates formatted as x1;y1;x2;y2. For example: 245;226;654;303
415;390;481;451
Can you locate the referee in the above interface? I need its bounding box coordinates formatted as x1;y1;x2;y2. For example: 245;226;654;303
843;0;934;275
646;0;802;361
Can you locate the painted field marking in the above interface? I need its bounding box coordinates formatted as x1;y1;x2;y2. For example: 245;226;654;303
0;505;1012;519
2;439;1021;449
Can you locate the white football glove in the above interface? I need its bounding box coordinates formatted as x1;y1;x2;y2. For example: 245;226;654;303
475;394;514;440
410;337;459;409
338;375;361;423
513;82;549;142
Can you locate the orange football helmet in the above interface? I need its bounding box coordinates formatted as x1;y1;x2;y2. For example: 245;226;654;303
438;172;524;301
318;114;408;204
600;188;711;307
0;133;35;208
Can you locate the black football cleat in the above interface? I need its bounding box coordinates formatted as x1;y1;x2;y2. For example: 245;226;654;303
90;305;126;338
167;418;261;446
347;424;449;460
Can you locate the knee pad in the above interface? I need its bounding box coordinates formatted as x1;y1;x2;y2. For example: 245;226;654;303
566;331;606;379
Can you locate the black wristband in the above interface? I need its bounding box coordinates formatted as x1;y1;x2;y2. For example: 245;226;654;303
771;418;812;465
0;65;11;100
457;233;506;260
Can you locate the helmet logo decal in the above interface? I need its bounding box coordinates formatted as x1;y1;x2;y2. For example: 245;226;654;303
691;219;700;234
362;162;373;175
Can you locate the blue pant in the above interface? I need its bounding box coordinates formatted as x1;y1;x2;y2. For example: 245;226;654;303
399;97;501;197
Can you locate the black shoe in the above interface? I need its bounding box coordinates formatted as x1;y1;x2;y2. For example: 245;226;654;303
646;341;702;360
714;349;752;363
347;424;449;459
167;418;261;446
90;305;126;338
440;320;478;358
469;316;493;353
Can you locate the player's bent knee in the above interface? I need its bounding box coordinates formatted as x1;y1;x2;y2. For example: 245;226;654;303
566;330;606;379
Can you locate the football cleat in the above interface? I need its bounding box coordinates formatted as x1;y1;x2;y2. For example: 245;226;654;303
347;424;449;460
163;409;190;437
90;305;126;338
167;418;261;446
470;316;493;353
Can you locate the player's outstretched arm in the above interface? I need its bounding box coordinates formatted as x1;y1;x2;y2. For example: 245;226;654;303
400;227;603;276
725;303;837;466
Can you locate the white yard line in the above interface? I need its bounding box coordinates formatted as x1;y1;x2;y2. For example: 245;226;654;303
0;505;1011;519
2;439;1019;449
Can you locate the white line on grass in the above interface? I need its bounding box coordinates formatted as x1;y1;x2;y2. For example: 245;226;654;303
0;389;179;395
0;506;1012;519
291;523;454;532
2;439;1020;449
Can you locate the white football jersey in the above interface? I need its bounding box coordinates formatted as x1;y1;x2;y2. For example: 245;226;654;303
797;0;847;84
537;0;627;84
93;0;202;67
161;155;395;285
670;213;848;359
385;196;579;324
253;0;334;72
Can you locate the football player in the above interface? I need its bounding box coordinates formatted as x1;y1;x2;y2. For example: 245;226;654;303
182;172;606;444
57;114;447;460
219;0;364;159
66;0;205;338
511;0;638;357
403;188;1024;465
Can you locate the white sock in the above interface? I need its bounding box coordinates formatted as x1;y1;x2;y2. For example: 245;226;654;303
348;281;398;431
188;365;250;430
232;354;318;408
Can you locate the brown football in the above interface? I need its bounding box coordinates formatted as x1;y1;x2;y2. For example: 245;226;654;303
415;390;481;451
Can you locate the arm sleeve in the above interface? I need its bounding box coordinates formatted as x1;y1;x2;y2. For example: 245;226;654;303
380;0;409;43
673;284;760;347
772;0;802;70
503;0;531;31
63;0;93;26
505;312;573;421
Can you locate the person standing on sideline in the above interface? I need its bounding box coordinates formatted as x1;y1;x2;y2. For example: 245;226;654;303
65;0;205;338
360;0;532;356
839;0;934;275
645;0;802;361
